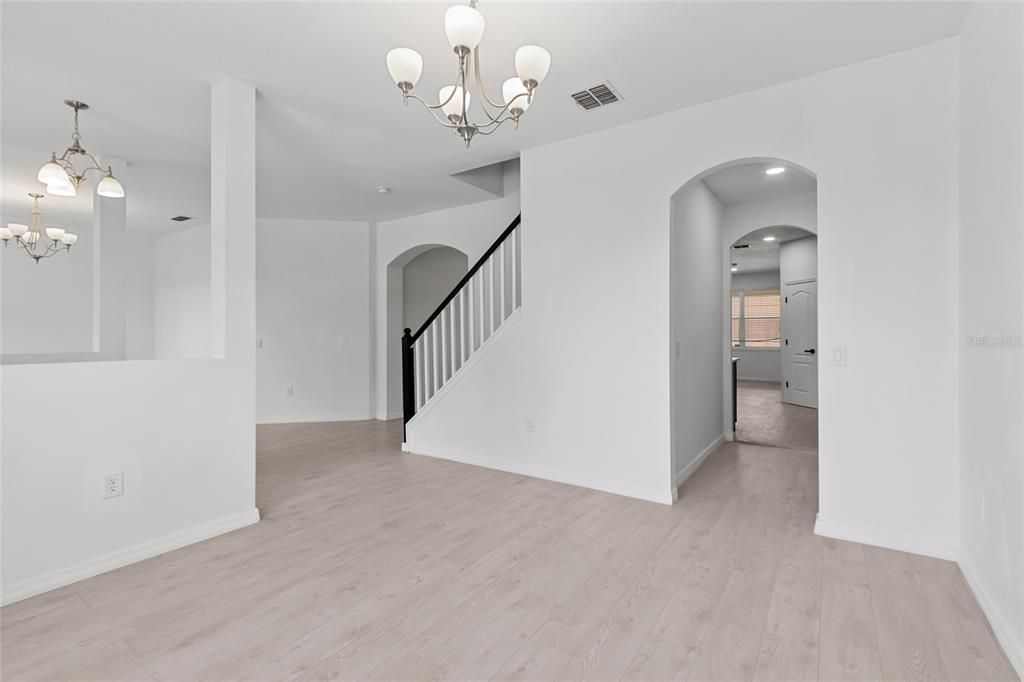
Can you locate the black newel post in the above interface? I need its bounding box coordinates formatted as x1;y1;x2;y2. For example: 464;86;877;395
401;328;416;434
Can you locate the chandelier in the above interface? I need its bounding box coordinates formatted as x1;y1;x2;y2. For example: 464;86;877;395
1;193;79;263
36;100;125;199
385;1;551;148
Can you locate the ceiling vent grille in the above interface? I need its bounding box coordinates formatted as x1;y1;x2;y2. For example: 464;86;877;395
571;82;621;111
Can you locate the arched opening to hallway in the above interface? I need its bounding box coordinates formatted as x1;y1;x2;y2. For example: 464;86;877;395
669;158;818;495
383;244;469;420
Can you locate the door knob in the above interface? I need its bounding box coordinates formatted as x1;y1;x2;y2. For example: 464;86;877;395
804;348;816;354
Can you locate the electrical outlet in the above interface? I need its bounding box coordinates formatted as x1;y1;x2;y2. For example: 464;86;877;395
286;385;295;397
256;337;264;349
104;471;124;499
526;417;536;433
340;337;350;350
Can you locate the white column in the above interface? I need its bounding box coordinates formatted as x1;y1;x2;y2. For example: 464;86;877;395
210;75;256;362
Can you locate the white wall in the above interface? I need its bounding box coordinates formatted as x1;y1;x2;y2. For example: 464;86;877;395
1;77;258;604
780;235;818;284
958;3;1024;675
671;180;724;485
402;246;468;331
0;222;94;355
731;271;781;292
373;193;520;420
408;39;960;537
722;191;818;246
154;224;210;359
255;218;371;424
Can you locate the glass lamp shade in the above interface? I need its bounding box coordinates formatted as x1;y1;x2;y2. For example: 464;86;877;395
502;78;530;112
38;160;70;185
61;233;78;246
47;180;77;197
439;86;471;120
386;48;423;86
515;45;551;84
0;226;11;240
8;223;28;237
45;227;66;241
97;174;125;198
445;5;485;50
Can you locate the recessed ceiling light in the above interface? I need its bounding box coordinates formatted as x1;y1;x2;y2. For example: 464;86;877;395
376;186;391;194
762;235;776;242
765;166;786;175
731;266;738;272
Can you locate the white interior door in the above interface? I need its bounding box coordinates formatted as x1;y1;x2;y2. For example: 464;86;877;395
782;279;818;408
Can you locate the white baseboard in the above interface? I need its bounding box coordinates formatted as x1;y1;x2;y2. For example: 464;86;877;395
814;514;958;561
674;434;725;489
256;413;372;425
1;508;260;606
959;553;1024;678
406;444;674;505
376;411;403;421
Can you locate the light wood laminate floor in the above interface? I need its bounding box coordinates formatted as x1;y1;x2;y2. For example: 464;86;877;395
1;420;1016;681
735;380;819;451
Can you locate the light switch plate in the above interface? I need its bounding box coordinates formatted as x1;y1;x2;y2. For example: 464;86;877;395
831;346;847;367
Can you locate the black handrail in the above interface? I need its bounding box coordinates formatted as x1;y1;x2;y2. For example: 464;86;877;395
410;213;521;343
402;212;521;429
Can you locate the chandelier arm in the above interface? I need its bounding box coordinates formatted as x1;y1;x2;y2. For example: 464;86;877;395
414;60;468;111
404;94;462;128
475;92;530;128
474;116;521;136
472;47;506;112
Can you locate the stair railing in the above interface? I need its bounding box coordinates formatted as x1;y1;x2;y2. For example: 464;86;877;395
402;214;522;430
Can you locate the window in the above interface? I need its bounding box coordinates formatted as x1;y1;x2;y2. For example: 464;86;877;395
731;289;781;348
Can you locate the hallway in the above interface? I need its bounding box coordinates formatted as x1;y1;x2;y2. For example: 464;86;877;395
735;379;819;451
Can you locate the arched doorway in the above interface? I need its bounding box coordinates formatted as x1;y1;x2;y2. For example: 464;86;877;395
384;244;469;420
669;158;818;493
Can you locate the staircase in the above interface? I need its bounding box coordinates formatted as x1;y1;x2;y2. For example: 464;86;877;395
402;214;522;431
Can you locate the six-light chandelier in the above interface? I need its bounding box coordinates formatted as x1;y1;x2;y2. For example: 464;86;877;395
1;193;79;263
386;0;551;148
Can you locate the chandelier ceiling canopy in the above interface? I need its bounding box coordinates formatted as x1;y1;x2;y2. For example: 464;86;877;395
1;193;79;263
37;100;125;199
386;1;550;148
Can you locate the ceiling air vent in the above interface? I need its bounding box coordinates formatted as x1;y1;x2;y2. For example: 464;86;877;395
171;215;192;222
571;82;621;111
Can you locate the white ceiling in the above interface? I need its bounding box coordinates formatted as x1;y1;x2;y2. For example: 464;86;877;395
703;163;817;206
1;1;967;233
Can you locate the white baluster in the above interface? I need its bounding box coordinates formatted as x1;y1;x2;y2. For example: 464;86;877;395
415;340;424;410
452;301;460;374
511;227;519;310
442;309;451;383
499;242;507;324
479;269;486;344
488;257;496;337
436;319;444;393
460;290;467;364
468;272;476;354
